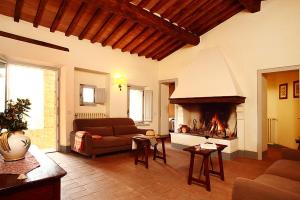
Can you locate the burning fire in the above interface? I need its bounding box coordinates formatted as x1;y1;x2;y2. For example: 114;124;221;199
210;113;225;133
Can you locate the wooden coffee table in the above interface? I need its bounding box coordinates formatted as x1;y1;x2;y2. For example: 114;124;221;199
183;144;227;191
153;135;169;164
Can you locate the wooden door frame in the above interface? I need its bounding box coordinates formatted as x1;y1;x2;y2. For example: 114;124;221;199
257;65;300;160
5;59;60;151
158;78;177;134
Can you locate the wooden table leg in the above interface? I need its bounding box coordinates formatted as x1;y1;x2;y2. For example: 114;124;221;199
218;150;225;181
203;155;211;191
188;153;195;185
153;144;157;160
161;139;166;164
145;143;149;169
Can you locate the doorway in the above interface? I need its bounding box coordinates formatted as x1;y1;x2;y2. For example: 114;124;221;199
258;66;300;159
159;80;176;135
2;62;59;152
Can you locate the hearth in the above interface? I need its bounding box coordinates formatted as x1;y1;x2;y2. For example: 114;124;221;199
170;96;245;140
177;103;237;139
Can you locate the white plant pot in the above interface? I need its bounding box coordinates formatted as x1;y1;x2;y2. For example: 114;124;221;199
0;131;31;162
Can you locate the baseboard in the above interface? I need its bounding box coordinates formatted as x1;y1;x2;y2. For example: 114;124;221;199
58;145;71;153
171;143;258;160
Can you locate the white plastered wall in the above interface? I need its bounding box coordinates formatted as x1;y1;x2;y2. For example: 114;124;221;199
0;15;159;147
158;0;300;153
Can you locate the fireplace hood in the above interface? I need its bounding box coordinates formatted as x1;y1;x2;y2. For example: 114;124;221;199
169;48;245;104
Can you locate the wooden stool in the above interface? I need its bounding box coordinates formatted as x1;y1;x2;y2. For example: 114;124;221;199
132;137;150;169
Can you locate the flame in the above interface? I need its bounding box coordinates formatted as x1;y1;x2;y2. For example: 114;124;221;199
211;113;225;132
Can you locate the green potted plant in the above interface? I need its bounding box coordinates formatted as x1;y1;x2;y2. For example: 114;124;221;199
0;98;31;161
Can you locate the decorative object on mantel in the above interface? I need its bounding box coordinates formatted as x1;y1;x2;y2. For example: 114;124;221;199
293;80;299;98
0;99;31;161
0;151;40;179
279;83;288;99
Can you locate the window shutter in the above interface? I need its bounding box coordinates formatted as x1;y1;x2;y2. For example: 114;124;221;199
143;90;153;122
95;88;105;104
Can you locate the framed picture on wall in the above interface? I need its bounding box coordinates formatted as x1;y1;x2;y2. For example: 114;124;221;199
279;83;288;99
294;80;299;98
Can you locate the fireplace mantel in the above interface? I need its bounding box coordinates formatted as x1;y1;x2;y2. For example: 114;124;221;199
169;96;246;104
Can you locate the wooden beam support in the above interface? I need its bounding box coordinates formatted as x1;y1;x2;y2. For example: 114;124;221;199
150;1;169;13
0;31;69;52
238;0;261;13
79;0;199;45
79;8;101;40
14;0;24;22
65;2;87;36
111;22;137;49
137;0;151;7
50;0;69;32
34;0;47;28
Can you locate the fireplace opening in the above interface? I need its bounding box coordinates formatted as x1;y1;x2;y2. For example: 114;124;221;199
177;103;237;139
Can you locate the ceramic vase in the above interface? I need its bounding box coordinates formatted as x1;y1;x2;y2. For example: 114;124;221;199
0;131;31;162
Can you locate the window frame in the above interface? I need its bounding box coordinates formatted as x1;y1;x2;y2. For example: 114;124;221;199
127;85;152;125
0;59;7;112
80;84;96;106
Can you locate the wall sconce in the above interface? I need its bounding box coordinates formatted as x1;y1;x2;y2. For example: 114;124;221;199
114;73;126;91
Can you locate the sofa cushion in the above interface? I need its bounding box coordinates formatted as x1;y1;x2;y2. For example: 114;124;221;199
265;160;300;182
84;126;113;136
113;125;139;135
255;174;300;195
92;136;131;148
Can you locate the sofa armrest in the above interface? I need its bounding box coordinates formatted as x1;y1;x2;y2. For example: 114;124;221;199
282;148;300;161
70;131;93;155
232;178;300;200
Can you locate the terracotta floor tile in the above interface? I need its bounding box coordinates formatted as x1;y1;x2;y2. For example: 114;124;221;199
49;143;282;200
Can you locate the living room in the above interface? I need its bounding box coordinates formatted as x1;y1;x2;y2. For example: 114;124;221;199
0;0;300;199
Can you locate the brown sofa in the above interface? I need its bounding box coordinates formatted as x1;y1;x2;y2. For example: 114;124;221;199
70;118;147;158
232;149;300;200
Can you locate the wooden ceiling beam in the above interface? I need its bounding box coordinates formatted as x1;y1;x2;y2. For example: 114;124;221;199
78;8;101;40
122;28;155;52
171;0;209;24
91;13;114;43
33;0;47;28
112;24;144;49
111;22;137;49
238;0;261;13
156;41;185;61
150;1;169;13
14;0;24;22
196;3;244;35
98;16;126;46
131;31;161;54
79;0;199;45
140;35;170;57
50;0;69;32
181;0;223;28
146;38;174;58
137;0;151;7
65;2;87;36
102;18;128;46
161;0;189;19
188;0;234;31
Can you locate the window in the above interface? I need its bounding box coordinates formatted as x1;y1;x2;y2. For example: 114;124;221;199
0;61;6;112
128;86;153;123
80;84;96;106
